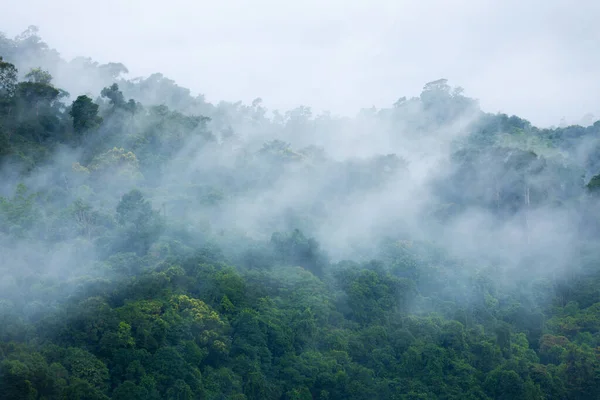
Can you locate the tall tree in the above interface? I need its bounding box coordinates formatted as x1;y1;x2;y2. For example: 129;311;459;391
24;67;52;85
70;95;102;134
0;57;17;99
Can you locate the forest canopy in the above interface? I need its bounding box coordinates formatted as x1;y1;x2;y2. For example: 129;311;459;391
1;27;600;400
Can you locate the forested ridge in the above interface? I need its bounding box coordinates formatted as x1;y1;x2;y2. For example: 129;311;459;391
1;26;600;400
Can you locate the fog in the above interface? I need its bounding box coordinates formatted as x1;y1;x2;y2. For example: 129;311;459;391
1;0;599;127
2;9;600;398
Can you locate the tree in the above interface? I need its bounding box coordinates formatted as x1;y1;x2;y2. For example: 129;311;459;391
62;379;110;400
116;189;154;228
0;359;38;400
24;67;52;85
70;95;102;134
271;229;327;277
422;78;451;95
335;265;416;324
63;347;110;392
114;189;164;255
112;381;147;400
14;79;62;141
166;379;194;400
586;174;600;193
101;83;126;108
0;57;17;98
98;62;129;79
563;343;600;399
483;369;526;400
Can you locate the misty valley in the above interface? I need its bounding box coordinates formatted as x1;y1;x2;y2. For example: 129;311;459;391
1;27;600;400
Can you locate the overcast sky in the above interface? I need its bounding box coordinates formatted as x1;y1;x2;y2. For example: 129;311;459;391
1;0;599;127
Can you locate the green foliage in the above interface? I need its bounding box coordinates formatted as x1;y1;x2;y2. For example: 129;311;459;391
101;83;126;108
70;95;102;134
271;229;327;277
1;28;600;400
24;67;53;85
0;57;18;98
0;183;40;236
586;174;600;193
89;147;142;180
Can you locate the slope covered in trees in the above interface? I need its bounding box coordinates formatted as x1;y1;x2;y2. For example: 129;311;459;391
1;27;600;400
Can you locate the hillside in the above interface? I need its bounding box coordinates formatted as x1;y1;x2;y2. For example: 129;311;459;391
1;27;600;400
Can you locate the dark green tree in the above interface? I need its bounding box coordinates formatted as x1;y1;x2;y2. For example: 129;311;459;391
0;57;17;99
70;95;101;134
100;83;126;108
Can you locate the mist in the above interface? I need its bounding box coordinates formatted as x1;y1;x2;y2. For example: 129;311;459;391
1;17;600;400
2;0;600;127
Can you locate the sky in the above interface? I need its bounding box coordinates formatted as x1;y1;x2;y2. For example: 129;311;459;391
1;0;599;127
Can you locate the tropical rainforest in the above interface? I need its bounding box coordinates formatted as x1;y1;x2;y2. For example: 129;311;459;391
0;26;600;400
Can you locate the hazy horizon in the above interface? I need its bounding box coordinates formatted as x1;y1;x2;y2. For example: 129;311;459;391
1;0;599;127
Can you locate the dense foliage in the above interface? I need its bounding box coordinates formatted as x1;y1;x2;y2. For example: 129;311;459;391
1;27;600;400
